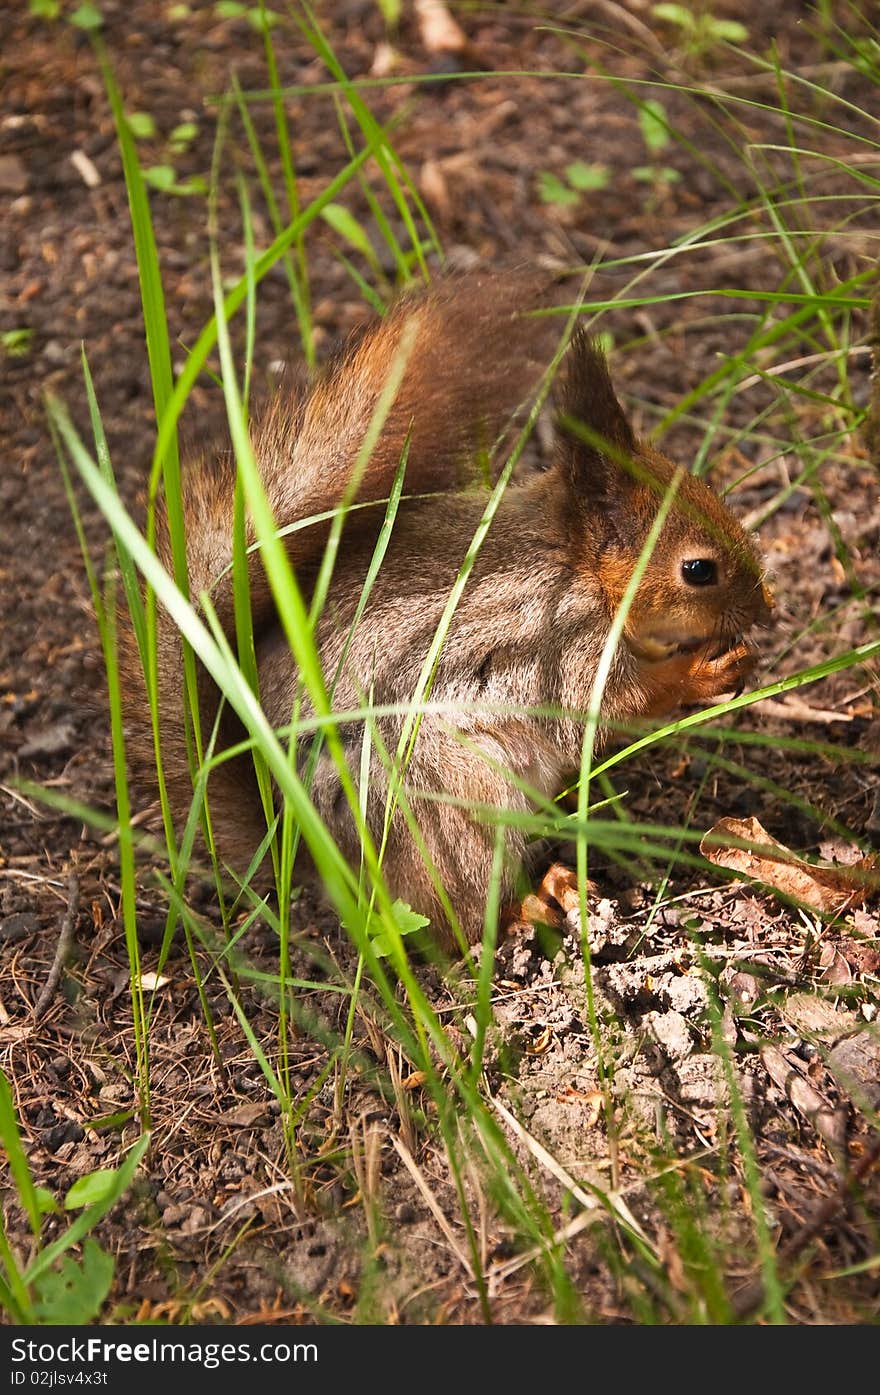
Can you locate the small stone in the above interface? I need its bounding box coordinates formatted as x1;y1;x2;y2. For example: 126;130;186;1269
676;1054;727;1108
0;155;28;195
666;973;710;1020
645;1009;694;1063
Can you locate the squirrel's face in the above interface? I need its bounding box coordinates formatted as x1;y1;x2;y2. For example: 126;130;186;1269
592;447;774;665
554;332;773;670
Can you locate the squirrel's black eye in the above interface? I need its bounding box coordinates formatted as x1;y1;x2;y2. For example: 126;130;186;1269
681;558;718;587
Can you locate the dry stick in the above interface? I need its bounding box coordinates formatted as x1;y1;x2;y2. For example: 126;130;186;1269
731;1128;880;1320
32;870;79;1021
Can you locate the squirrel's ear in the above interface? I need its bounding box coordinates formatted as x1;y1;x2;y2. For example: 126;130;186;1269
553;331;637;508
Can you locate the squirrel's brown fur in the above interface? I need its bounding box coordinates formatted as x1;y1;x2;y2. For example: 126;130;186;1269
123;274;772;950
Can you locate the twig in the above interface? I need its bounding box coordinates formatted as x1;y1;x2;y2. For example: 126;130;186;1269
32;870;79;1021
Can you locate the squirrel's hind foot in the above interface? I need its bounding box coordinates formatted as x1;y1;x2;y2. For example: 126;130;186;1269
503;861;596;936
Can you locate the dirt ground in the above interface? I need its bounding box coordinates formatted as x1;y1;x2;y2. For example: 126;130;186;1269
1;1;878;1325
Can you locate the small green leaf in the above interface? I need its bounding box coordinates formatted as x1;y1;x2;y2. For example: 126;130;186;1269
82;1109;137;1131
707;18;748;43
69;2;104;29
342;899;431;960
64;1170;119;1210
371;901;431;959
651;3;694;30
565;161;609;192
639;99;670;155
32;1239;114;1325
35;1188;61;1216
1;328;34;358
632;166;654;182
658;166;681;182
143;164;177;191
376;0;401;25
175;175;208;196
166;3;191;15
537;171;580;206
126;111;156;140
29;0;61;18
321;203;375;260
215;0;246;14
169;121;198;146
246;6;279;31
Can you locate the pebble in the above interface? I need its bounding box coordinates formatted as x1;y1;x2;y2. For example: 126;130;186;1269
0;155;28;195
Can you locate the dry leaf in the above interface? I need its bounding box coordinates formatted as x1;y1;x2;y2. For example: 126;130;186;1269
526;1024;553;1055
216;1101;273;1128
819;942;853;986
760;1043;847;1156
138;972;169;991
836;936;880;975
701;816;876;914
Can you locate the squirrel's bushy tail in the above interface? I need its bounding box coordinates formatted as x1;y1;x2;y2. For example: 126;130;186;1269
124;272;563;872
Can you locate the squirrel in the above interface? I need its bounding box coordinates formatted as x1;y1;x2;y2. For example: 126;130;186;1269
122;273;773;952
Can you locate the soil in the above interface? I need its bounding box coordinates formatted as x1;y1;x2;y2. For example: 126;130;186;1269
1;0;878;1326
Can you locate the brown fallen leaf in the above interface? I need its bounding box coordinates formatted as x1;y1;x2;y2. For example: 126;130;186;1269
819;942;853;986
760;1043;847;1158
836;935;880;976
700;816;877;915
526;1024;554;1055
215;1101;273;1128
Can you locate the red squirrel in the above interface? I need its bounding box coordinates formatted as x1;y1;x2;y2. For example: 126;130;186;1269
122;275;773;950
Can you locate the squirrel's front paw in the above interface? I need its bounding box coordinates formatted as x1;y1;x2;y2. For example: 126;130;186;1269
685;640;757;704
640;639;759;714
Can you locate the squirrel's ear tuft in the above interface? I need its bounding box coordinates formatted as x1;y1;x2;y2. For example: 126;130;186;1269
554;331;636;506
